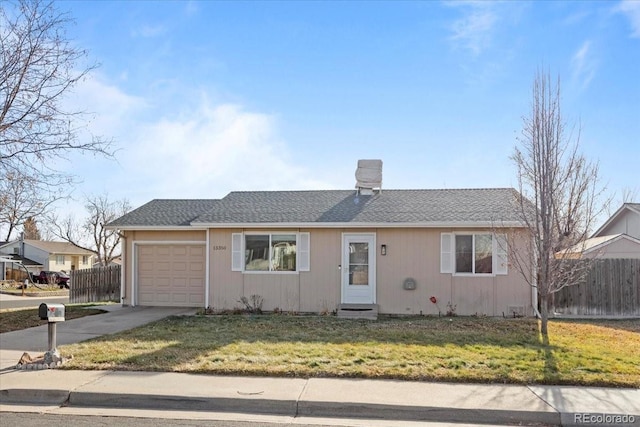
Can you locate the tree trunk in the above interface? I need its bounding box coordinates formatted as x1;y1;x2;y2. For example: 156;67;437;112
539;293;549;339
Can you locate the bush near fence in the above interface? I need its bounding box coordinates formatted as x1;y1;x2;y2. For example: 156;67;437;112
70;265;121;303
555;258;640;317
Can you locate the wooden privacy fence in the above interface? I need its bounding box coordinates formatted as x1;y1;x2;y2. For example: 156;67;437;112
555;259;640;317
70;265;121;303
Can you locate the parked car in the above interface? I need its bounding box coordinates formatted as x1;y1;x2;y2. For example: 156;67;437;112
31;271;70;289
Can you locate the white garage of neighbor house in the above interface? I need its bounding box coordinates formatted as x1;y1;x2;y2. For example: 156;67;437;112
108;187;536;317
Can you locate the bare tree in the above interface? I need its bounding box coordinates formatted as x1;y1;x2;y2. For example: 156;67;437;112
51;194;130;267
0;0;111;170
1;0;112;238
511;70;607;338
0;168;66;240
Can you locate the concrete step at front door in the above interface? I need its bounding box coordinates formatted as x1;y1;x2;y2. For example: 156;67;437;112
337;304;378;320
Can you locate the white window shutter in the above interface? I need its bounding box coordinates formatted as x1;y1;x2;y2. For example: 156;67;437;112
440;233;453;274
231;233;243;271
495;234;508;275
298;232;310;271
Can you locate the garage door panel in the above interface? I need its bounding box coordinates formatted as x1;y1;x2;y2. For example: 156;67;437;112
140;261;155;272
173;247;187;256
156;262;171;272
156;293;171;303
139;246;155;256
189;262;204;272
173;278;187;288
137;244;205;307
157;247;171;256
173;262;187;271
190;246;205;256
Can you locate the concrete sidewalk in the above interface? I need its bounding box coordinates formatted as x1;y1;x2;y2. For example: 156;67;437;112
1;370;638;426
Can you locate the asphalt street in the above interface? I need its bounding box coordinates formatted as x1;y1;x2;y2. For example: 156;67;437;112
0;292;68;310
0;411;531;427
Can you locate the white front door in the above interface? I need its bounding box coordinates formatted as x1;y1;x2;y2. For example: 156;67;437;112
341;233;376;304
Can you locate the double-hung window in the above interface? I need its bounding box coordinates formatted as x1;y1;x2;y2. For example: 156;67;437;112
55;255;65;265
232;232;310;273
441;233;508;276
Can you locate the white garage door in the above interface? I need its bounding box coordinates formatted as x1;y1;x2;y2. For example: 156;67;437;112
137;244;205;307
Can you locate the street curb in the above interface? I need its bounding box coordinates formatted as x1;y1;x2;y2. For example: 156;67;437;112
0;388;69;406
297;400;561;425
1;389;562;425
67;391;297;415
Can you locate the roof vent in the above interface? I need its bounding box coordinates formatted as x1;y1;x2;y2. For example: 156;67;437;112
355;159;382;194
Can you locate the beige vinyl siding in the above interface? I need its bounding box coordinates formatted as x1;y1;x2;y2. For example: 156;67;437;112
299;229;341;313
210;229;342;313
376;228;448;315
365;228;530;316
126;227;532;315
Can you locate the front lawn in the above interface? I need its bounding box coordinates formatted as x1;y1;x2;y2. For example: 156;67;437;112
0;305;108;333
59;315;640;387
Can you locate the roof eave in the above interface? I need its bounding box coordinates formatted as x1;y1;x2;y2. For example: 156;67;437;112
189;221;527;229
106;225;210;231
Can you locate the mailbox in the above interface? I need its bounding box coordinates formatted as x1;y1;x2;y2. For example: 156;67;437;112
39;303;65;322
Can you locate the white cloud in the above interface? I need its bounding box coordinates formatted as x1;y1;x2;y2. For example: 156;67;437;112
447;1;498;56
63;74;147;143
615;0;640;38
132;24;167;38
124;101;328;199
571;40;597;90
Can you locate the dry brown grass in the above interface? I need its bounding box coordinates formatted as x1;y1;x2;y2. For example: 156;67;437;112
58;315;640;387
0;305;108;333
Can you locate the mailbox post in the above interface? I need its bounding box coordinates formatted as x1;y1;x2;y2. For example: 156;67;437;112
38;303;65;364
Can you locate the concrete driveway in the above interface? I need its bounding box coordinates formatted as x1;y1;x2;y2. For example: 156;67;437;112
0;306;196;370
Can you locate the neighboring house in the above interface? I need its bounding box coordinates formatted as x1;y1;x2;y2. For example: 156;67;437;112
0;254;43;281
559;234;640;259
593;203;640;240
0;240;94;275
559;203;640;259
108;185;535;317
91;254;122;268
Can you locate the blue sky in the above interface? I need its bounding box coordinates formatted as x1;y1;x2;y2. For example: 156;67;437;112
59;1;639;221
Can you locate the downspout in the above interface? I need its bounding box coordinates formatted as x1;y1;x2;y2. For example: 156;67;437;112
531;239;541;318
205;229;210;310
532;280;541;318
119;232;126;305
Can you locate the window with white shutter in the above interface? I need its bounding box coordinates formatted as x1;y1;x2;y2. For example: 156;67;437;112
231;233;243;271
440;233;453;273
298;232;310;271
495;234;508;275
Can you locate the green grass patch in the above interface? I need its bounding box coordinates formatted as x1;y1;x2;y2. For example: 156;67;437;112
58;315;640;387
0;304;109;333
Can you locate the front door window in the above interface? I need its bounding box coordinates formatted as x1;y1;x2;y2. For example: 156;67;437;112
349;243;369;286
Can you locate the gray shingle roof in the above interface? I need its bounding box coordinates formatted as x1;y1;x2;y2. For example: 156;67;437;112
193;188;526;225
108;189;530;228
107;199;221;227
